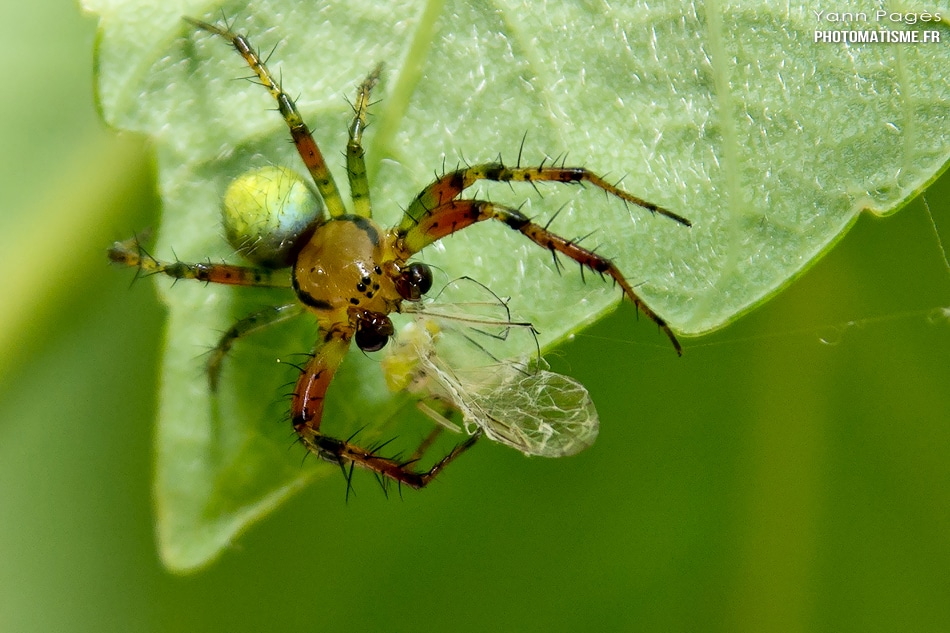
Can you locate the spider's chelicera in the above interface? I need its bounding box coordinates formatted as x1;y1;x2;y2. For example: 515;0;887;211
110;18;690;490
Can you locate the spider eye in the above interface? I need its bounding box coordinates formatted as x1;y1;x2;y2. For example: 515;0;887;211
354;312;394;352
395;262;433;301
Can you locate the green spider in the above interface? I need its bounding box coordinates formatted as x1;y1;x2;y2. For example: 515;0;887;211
110;18;690;489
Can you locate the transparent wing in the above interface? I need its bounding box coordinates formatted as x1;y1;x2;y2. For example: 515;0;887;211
383;279;599;457
467;359;599;458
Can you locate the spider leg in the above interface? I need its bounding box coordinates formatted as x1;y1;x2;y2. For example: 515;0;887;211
109;236;291;288
395;199;683;354
207;303;304;391
399;162;692;232
186;18;348;218
291;336;480;489
346;65;382;218
406;425;446;465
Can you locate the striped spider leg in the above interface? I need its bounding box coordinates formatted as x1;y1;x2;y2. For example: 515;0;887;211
111;17;689;491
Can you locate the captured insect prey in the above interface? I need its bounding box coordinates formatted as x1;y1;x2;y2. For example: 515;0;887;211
110;17;690;490
383;279;600;459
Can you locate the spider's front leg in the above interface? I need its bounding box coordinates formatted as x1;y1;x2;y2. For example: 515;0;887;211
396;198;684;354
291;335;480;490
403;163;692;227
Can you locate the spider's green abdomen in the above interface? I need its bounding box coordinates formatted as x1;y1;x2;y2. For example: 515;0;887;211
222;166;324;267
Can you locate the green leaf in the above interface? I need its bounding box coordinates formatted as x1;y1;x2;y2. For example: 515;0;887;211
87;0;950;571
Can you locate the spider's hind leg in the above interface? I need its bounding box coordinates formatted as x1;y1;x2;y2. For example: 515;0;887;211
185;17;348;218
109;236;291;288
346;65;382;218
207;303;304;391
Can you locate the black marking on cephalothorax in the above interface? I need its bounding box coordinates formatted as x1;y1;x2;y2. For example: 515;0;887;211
292;272;333;310
336;214;380;245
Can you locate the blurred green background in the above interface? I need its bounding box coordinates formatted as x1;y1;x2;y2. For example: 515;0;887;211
2;1;949;631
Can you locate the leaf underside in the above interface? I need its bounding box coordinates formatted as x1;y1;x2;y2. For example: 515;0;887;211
87;0;950;571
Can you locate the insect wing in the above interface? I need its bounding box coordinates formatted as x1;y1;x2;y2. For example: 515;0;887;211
385;309;599;458
468;360;599;457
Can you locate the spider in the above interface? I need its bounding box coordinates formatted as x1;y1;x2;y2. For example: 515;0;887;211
110;18;691;490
